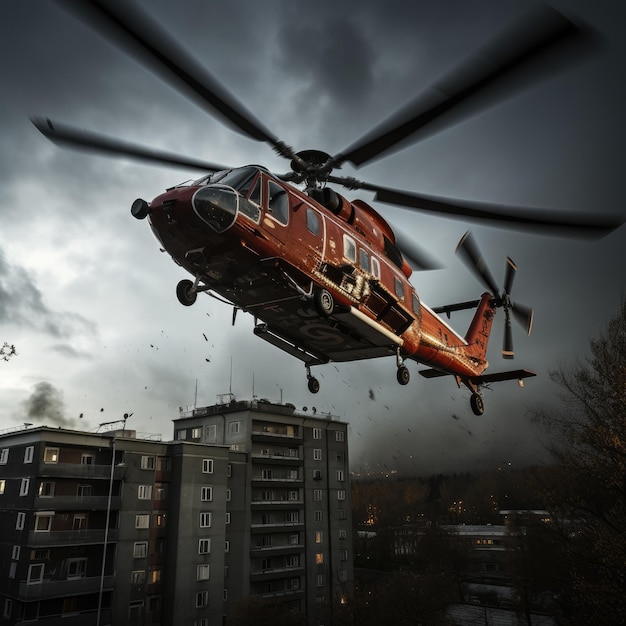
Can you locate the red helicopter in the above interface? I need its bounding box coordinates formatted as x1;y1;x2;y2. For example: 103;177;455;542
34;0;622;414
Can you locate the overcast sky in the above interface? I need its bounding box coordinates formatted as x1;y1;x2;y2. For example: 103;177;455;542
1;0;624;475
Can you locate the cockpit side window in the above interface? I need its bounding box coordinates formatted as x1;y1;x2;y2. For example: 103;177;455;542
268;181;289;225
249;178;261;205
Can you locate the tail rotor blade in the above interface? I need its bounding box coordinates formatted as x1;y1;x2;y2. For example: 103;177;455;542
511;302;534;335
504;257;517;295
455;231;500;295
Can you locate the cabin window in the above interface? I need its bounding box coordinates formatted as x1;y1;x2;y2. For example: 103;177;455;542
412;293;421;317
268;181;289;225
306;208;320;236
371;257;381;279
249;178;261;205
359;249;370;273
342;235;356;262
394;276;405;300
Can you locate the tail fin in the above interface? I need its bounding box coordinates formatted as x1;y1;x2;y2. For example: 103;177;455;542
464;292;496;368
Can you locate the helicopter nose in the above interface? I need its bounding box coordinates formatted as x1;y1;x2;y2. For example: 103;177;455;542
192;186;238;233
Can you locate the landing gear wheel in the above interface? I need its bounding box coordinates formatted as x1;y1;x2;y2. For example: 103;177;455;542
313;288;334;317
176;279;197;306
470;393;484;416
307;376;320;394
396;365;410;386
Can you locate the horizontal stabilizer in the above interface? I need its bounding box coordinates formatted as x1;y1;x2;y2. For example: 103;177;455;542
432;299;481;318
419;367;536;384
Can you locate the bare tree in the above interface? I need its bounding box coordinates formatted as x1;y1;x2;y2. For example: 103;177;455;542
1;342;16;361
533;299;626;624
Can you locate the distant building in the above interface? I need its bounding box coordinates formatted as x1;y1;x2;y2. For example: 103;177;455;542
0;398;353;625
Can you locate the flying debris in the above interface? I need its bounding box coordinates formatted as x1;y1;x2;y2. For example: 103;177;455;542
368;389;376;401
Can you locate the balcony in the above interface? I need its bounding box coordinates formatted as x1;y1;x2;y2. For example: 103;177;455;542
18;574;115;600
251;453;301;466
251;430;302;444
27;528;119;547
251;499;303;509
250;566;305;581
251;543;304;557
37;463;126;480
34;495;121;511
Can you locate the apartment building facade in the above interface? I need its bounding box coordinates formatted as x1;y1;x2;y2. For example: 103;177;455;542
0;399;352;625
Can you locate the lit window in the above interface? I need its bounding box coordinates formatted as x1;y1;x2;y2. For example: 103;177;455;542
315;553;324;565
43;447;58;464
149;568;161;584
315;531;323;544
0;479;5;494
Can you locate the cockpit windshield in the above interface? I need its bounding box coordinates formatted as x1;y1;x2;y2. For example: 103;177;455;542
192;166;259;191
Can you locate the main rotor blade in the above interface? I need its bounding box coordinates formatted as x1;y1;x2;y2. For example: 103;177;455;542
359;182;622;239
393;229;442;271
455;231;500;296
53;0;286;152
32;117;227;173
332;5;595;168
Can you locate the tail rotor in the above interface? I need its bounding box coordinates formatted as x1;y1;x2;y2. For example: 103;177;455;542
456;231;533;359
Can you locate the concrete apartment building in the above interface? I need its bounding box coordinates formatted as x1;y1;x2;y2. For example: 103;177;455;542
0;398;353;625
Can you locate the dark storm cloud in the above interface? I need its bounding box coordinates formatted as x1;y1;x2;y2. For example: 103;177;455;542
0;248;95;338
23;381;76;428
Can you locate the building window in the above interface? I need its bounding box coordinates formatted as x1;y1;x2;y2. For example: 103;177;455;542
35;514;53;532
338;490;346;501
340;549;348;561
202;458;214;474
335;430;345;442
20;478;30;496
154;484;167;500
67;558;87;579
225;512;231;525
313;489;323;501
315;553;324;565
200;512;212;528
0;448;9;464
201;486;213;501
197;564;210;581
340;569;348;582
157;457;170;472
24;446;34;463
312;427;322;439
12;545;20;560
153;513;166;528
227;421;241;435
226;488;232;501
316;573;324;587
195;620;209;626
43;447;58;463
286;511;299;523
81;454;94;465
338;509;347;520
16;512;25;530
314;510;322;522
77;484;91;497
72;514;87;530
191;427;202;440
39;481;55;497
286;555;299;567
138;485;152;500
339;529;347;540
337;470;345;482
3;599;12;620
261;469;273;480
313;449;322;461
149;568;161;584
135;514;150;529
225;540;230;553
9;563;16;579
31;549;49;560
198;538;211;554
196;591;209;608
0;479;5;494
206;424;217;442
27;563;44;583
134;542;148;558
227;464;232;477
147;596;161;613
176;429;186;440
141;455;155;470
289;533;299;545
128;601;144;620
315;531;323;544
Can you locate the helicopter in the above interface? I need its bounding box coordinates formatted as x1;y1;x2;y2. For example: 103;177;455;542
33;0;623;415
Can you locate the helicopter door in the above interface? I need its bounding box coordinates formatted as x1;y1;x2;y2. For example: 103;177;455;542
262;179;291;245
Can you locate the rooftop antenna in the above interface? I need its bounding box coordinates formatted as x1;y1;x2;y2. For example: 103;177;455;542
194;378;198;409
252;372;256;399
229;356;233;396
